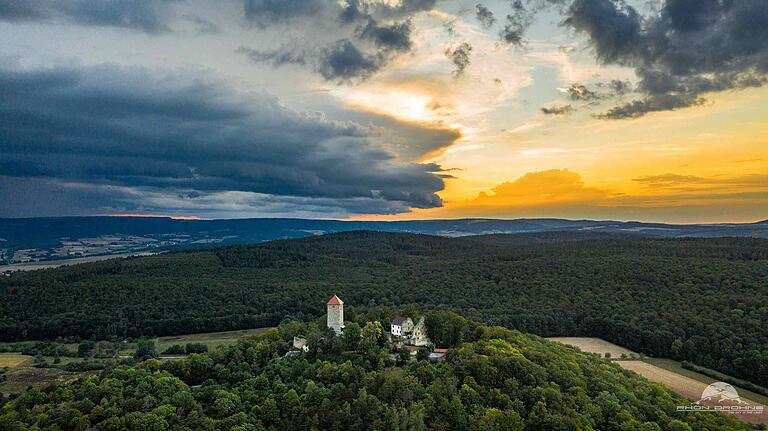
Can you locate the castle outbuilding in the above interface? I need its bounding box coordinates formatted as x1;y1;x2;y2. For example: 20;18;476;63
326;295;344;335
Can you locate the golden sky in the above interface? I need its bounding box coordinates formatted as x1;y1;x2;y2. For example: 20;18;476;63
343;9;768;223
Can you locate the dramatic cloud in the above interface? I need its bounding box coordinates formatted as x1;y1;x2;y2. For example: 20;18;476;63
243;0;324;27
239;18;414;82
318;40;385;82
446;42;472;77
499;0;534;46
463;0;768;118
475;4;495;29
359;19;413;52
541;104;574;115
342;0;439;20
0;0;178;33
469;169;607;208
426;169;768;222
597;94;704;119
0;64;448;217
563;0;768;118
556;80;634;111
239;0;442;82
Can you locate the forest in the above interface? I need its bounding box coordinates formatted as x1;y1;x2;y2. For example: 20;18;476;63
0;312;753;430
1;231;766;388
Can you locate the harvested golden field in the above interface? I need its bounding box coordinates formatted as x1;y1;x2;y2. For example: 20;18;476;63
0;353;31;368
547;337;637;358
619;361;767;425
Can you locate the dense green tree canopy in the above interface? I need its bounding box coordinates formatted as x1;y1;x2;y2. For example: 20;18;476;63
0;315;753;430
1;232;766;387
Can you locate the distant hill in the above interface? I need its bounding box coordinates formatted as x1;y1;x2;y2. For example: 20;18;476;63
1;231;766;388
1;216;767;265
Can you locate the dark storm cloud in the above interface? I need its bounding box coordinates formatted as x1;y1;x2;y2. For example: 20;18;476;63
540;104;574;115
243;0;324;27
0;64;446;215
239;0;443;83
0;0;178;33
475;4;495;29
0;1;46;20
343;0;439;20
446;42;473;77
359;19;413;52
467;0;768;117
315;18;415;81
563;0;642;64
318;40;384;82
606;79;633;95
238;30;408;83
0;176;432;218
562;0;768;118
597;93;703;119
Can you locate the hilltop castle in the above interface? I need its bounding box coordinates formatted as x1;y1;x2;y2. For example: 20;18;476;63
324;295;431;347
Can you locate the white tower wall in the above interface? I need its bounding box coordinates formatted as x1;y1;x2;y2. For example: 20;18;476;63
327;302;344;335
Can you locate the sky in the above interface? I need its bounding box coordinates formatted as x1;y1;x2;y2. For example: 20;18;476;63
0;0;766;223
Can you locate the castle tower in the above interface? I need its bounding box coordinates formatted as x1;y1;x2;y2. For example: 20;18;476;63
326;295;344;335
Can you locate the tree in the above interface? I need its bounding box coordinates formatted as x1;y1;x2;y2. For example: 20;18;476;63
473;408;524;431
185;343;208;354
343;323;362;351
134;340;158;360
361;321;383;350
416;348;430;361
162;344;185;355
78;340;96;357
398;348;411;364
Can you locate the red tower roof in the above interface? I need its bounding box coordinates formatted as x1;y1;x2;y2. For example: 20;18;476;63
327;295;343;305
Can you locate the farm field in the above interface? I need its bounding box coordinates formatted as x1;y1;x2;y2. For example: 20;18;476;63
644;358;768;407
548;336;767;424
0;353;31;368
1;328;273;396
546;337;638;358
1;366;92;396
154;327;272;352
0;252;156;273
618;361;767;425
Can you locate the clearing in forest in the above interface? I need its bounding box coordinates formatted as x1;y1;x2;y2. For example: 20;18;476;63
154;327;272;351
0;353;31;368
547;337;637;358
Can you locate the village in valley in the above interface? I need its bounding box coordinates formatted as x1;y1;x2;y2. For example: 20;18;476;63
290;295;447;361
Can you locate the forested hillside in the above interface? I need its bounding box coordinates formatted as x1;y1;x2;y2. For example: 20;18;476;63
1;232;766;387
0;314;752;430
